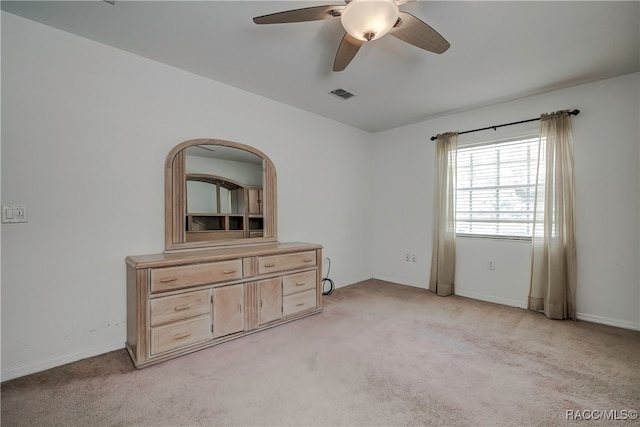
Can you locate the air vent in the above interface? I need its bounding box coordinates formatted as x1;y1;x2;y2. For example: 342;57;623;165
329;88;355;100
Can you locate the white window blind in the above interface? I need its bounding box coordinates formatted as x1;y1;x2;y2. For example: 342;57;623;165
456;136;542;239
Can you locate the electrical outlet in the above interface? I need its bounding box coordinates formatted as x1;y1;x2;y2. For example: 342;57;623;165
411;254;416;263
405;253;411;262
2;205;28;223
488;261;495;271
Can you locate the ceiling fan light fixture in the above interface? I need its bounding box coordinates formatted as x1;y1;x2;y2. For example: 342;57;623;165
340;0;399;42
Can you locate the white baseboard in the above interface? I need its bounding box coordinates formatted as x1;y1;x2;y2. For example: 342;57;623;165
1;275;373;382
576;312;640;331
1;340;125;382
3;282;636;382
371;274;427;289
335;274;375;288
454;289;528;309
1;274;371;382
372;280;640;331
420;288;640;331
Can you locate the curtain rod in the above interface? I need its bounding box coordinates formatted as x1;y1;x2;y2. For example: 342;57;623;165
430;109;580;141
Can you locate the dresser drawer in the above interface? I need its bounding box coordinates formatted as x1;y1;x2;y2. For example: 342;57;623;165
283;289;316;317
150;259;242;293
150;289;211;326
258;251;316;274
150;315;211;355
282;270;316;296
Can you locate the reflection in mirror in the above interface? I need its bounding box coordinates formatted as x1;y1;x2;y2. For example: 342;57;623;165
165;139;277;252
187;180;217;213
185;145;263;241
186;176;241;214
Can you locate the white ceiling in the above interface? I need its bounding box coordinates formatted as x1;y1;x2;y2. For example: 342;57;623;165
2;0;639;132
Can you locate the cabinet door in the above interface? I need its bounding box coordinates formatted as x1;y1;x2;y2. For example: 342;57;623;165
248;188;263;214
213;284;244;338
259;277;282;325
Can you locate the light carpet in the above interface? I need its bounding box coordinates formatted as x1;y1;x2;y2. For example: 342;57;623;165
2;279;639;426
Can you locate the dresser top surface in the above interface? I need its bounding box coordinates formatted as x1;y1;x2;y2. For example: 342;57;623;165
126;241;322;269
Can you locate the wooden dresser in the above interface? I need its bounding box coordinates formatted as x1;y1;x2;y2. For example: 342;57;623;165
126;242;322;368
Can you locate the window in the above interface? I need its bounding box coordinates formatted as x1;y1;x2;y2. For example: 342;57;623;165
456;135;542;239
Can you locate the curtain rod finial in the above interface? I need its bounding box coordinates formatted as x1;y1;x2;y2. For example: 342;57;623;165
430;108;579;142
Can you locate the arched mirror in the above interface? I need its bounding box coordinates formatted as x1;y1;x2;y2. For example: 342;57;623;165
165;139;277;251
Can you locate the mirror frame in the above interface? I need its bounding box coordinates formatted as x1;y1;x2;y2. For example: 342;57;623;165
165;138;277;252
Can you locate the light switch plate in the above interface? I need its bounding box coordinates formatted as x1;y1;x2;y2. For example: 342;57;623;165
2;205;28;223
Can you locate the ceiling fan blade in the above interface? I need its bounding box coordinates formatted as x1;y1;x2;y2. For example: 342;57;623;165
253;5;344;24
395;0;416;5
333;33;363;72
390;12;450;54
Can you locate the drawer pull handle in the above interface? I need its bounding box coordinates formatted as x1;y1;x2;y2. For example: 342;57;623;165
264;263;276;268
160;277;178;283
296;302;306;307
174;303;192;311
173;332;191;340
295;281;307;286
303;258;314;263
223;269;237;274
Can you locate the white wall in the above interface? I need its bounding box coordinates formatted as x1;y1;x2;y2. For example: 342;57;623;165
372;72;640;331
0;12;373;380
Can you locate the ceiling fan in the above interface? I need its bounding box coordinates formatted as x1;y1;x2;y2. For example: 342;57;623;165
253;0;450;72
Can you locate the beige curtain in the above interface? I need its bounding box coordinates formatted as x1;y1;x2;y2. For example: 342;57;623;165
528;111;577;319
429;132;458;296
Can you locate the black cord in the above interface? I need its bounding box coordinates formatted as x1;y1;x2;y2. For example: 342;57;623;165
322;257;335;296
